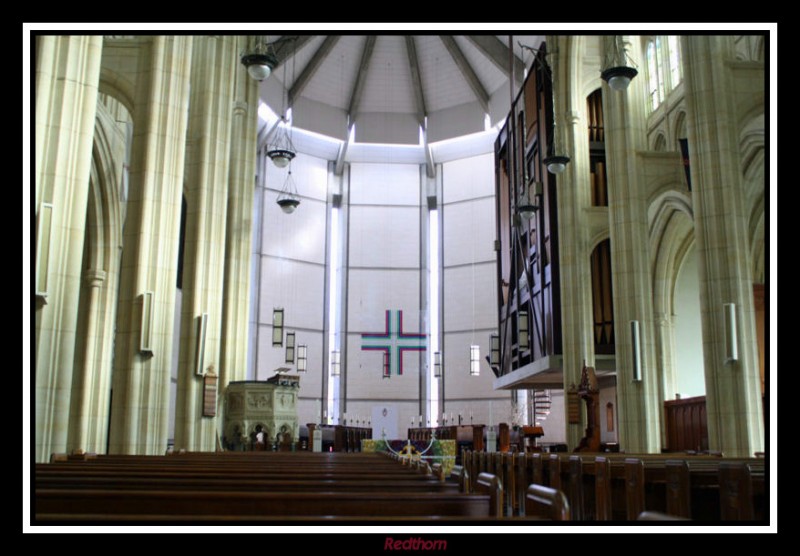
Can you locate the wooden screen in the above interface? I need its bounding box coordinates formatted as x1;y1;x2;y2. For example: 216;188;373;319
664;396;708;452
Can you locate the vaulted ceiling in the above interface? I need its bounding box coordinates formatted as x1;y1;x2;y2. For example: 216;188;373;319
255;35;546;145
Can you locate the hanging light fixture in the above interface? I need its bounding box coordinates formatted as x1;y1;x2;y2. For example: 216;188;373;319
267;38;298;168
542;46;570;174
518;180;542;221
543;154;570;174
519;41;570;175
601;35;638;92
241;36;278;81
276;165;300;213
267;118;297;168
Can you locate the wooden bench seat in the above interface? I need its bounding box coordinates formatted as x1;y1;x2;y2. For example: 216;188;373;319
35;489;493;520
36;474;458;493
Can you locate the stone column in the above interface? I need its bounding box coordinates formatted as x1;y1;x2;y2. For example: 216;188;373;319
653;311;677;447
173;36;237;452
34;36;103;462
550;35;596;450
602;36;661;453
109;36;193;454
220;36;259;401
682;36;764;457
654;312;678;401
68;269;106;452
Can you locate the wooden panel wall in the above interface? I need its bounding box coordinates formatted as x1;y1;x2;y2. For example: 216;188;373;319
664;396;708;452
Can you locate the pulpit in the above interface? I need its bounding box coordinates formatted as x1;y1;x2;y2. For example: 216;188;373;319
224;375;300;450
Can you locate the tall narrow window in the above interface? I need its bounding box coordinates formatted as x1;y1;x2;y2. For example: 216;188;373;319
646;40;663;111
428;209;440;424
646;36;681;111
469;345;480;376
327;206;341;419
668;36;682;89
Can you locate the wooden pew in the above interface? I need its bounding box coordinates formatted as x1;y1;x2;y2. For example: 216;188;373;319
453;450;767;522
449;465;469;493
35;452;494;522
475;472;503;518
525;484;570;521
719;461;764;521
35;489;493;521
594;456;613;521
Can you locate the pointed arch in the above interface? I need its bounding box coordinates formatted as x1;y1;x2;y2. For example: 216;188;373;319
648;189;696;416
739;111;765;285
673;110;688;146
67;101;126;454
652;132;667;152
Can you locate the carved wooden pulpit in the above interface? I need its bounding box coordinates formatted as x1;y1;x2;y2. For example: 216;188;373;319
574;364;601;452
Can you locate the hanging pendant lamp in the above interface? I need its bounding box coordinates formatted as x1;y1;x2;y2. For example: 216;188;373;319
267;119;296;168
276;166;300;213
601;35;638;92
241;36;278;82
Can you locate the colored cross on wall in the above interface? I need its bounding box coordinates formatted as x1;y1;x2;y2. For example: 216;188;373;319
361;310;427;376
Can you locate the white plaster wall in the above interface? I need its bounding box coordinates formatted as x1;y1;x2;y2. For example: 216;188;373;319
348;206;420;269
443;264;496;331
441;155;500;414
254;153;326;408
442;199;496;267
345;162;423;404
442;153;495;203
674;246;706;397
599;386;618;444
537;390;566;445
349;163;420;205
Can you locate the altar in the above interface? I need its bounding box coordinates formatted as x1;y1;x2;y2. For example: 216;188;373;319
224;375;300;449
361;438;457;475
